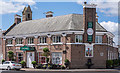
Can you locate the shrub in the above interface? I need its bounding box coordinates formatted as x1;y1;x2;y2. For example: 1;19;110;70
8;51;14;61
43;48;49;52
64;59;70;69
32;61;37;65
42;64;47;69
36;63;43;69
65;59;70;63
2;59;5;64
106;60;113;68
113;59;119;67
32;61;37;68
20;61;26;68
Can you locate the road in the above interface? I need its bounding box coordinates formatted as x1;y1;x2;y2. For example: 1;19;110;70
0;70;120;73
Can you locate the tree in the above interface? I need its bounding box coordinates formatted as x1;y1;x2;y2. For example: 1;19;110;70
8;51;14;61
42;48;50;63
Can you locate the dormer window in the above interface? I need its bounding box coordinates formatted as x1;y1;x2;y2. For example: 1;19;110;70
15;38;23;44
39;37;47;43
7;39;12;44
52;36;61;43
27;37;34;44
75;35;83;43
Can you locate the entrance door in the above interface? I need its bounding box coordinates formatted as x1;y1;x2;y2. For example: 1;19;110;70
27;52;35;68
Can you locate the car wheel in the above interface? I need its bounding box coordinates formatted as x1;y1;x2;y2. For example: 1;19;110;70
7;66;11;70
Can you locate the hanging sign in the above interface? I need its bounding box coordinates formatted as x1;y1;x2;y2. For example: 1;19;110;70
87;28;93;35
87;22;93;42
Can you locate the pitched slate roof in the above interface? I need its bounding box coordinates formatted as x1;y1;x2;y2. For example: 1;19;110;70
5;14;107;36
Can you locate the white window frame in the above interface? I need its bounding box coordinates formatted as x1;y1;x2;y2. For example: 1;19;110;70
38;52;46;64
7;39;13;45
52;36;61;43
95;35;102;43
52;52;62;64
39;37;47;44
16;38;23;45
27;37;34;44
75;35;83;43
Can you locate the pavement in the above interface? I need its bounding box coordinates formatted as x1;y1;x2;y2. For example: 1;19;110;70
21;68;120;72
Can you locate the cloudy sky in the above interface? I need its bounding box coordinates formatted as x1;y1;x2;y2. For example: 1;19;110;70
0;0;119;45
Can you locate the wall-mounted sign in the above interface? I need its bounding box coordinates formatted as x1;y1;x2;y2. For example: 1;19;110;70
88;35;92;42
88;22;93;28
20;46;35;51
85;44;93;57
100;52;104;56
87;28;93;35
87;22;93;42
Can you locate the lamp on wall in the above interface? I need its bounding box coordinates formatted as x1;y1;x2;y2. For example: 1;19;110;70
63;50;67;54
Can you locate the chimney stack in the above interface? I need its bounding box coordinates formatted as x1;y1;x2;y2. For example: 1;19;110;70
96;13;99;22
45;11;53;18
83;2;97;43
14;14;21;24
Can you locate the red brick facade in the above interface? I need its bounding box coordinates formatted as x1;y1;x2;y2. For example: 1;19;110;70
2;3;118;68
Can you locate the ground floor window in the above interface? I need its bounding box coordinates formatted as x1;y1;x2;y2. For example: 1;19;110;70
52;52;62;64
17;52;23;62
38;52;46;64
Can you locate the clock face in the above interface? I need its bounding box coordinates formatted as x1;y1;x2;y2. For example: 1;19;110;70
87;28;94;35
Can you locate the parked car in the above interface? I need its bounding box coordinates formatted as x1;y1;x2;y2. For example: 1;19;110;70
0;61;21;70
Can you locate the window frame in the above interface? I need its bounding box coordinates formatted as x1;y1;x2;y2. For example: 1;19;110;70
7;39;13;45
52;52;62;64
16;38;23;44
52;35;61;43
39;36;47;44
75;35;83;43
38;52;46;64
27;37;34;44
95;35;102;43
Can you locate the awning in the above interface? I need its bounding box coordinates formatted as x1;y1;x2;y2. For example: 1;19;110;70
20;46;35;51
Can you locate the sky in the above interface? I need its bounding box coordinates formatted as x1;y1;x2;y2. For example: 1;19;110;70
0;0;119;45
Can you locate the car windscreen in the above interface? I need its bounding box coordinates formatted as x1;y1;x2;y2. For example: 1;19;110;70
11;62;15;63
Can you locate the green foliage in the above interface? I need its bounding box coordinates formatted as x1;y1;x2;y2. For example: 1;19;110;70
8;51;14;54
42;48;50;64
106;60;113;68
8;51;14;61
43;48;49;52
20;61;26;65
65;59;70;63
2;59;5;64
32;61;37;65
113;59;119;66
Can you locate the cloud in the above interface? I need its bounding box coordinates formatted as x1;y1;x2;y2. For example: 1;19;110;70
100;21;118;44
77;0;119;16
0;0;36;14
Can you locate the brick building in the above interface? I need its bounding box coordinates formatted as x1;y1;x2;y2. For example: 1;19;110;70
0;29;3;64
2;3;118;68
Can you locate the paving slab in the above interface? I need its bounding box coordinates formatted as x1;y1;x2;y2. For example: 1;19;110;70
21;68;120;72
